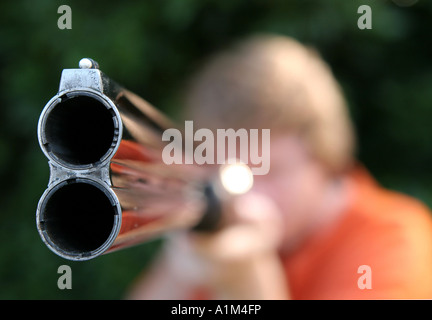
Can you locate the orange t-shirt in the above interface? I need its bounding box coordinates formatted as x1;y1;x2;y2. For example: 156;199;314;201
283;168;432;299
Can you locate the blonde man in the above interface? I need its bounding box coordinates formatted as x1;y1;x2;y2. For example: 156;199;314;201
128;35;432;300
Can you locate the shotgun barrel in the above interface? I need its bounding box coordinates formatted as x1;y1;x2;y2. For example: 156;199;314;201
36;58;220;261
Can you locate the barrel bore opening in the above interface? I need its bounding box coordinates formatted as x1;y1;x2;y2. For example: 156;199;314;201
39;180;119;257
44;94;117;166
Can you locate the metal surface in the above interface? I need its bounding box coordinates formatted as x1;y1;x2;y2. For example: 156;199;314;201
36;59;216;261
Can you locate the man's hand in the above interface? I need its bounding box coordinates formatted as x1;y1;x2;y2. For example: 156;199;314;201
172;192;290;299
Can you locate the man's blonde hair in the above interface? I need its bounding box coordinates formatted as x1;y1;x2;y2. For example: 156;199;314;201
184;34;356;174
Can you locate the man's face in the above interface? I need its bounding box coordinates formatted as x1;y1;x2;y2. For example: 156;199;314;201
250;134;332;248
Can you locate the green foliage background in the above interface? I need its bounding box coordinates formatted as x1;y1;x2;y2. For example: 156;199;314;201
0;0;431;299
